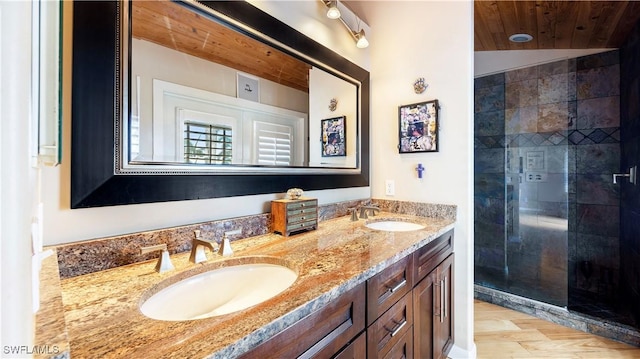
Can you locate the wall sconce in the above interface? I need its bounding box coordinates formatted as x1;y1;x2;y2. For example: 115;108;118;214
322;0;369;49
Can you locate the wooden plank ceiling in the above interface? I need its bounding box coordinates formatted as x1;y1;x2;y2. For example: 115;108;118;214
131;0;311;92
475;1;640;51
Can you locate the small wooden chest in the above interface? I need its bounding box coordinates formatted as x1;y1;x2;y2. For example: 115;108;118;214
271;198;318;236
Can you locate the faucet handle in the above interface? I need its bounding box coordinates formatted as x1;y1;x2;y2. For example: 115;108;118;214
349;208;359;221
140;244;174;273
219;229;241;257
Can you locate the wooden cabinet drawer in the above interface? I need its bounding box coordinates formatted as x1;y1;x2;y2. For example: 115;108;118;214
367;254;413;325
239;282;365;359
288;208;317;222
287;199;318;214
333;332;366;359
414;229;453;283
286;199;316;210
367;291;413;359
286;219;317;232
381;325;413;359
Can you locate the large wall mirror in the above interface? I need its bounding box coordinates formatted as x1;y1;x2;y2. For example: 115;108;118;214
71;0;370;208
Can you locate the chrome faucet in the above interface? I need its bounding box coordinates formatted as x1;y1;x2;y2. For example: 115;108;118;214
189;230;218;264
359;205;380;219
140;243;174;273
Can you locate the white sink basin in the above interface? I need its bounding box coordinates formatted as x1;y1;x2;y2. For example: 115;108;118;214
365;220;425;232
140;262;297;321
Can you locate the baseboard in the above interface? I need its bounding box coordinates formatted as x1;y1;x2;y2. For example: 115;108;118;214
447;343;477;359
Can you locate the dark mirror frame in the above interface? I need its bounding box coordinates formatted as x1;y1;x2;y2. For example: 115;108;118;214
71;1;370;208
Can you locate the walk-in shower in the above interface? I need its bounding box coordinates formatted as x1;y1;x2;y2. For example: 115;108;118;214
474;45;640;345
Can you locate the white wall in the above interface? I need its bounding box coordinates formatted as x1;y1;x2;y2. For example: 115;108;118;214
365;1;475;357
475;48;611;77
42;1;371;245
1;0;36;353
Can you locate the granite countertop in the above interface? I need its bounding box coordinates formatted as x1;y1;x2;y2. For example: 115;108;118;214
35;252;70;359
55;212;455;358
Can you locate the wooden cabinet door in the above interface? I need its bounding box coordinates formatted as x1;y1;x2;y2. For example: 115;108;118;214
434;254;454;359
412;253;454;359
412;270;436;359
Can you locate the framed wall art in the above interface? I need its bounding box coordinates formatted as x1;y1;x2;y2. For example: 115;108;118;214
321;116;346;157
398;99;439;153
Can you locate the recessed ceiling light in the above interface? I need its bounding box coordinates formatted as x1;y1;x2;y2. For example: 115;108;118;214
509;33;533;43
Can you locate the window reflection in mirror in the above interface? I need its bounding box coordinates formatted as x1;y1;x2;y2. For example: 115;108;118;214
127;0;359;170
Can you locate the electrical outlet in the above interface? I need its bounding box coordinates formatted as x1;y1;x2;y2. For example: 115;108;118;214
385;180;395;196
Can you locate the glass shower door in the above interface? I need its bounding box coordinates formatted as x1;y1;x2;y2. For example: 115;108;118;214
474;59;572;308
504;144;568;307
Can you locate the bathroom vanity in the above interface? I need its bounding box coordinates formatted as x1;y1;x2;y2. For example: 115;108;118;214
40;210;455;358
241;228;454;359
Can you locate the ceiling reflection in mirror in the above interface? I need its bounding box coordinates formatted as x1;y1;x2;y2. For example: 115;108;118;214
124;0;360;173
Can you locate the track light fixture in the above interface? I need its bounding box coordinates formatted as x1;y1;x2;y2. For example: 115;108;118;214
324;0;341;19
321;0;369;49
353;29;369;49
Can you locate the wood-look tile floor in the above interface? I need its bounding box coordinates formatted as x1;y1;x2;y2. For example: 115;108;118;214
474;300;640;358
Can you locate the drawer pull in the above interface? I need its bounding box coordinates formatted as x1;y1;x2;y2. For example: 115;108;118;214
444;277;448;319
387;279;407;293
389;320;407;337
440;279;445;323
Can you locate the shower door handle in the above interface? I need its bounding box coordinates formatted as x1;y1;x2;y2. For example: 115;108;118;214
613;166;637;185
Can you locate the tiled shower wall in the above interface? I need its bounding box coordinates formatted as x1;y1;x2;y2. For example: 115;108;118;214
474;72;506;276
620;18;640;328
475;50;622;310
571;52;621;312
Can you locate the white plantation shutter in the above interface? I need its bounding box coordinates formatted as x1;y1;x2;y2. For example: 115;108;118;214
255;122;293;166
